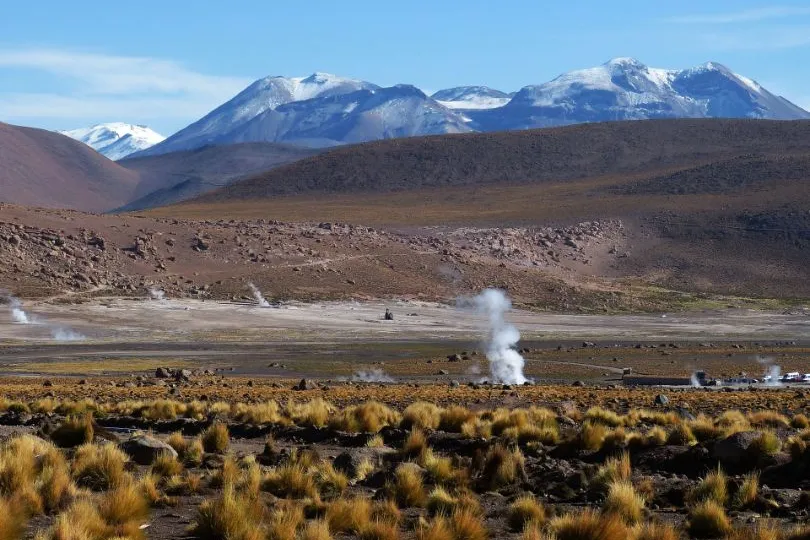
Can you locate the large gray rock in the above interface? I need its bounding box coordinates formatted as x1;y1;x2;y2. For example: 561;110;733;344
120;434;178;465
712;431;760;467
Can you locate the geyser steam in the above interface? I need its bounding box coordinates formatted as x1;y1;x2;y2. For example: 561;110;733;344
757;356;782;386
248;283;270;308
148;288;166;301
350;369;395;383
471;289;527;385
9;297;30;324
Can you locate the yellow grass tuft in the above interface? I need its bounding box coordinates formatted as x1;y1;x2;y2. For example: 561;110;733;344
508;494;545;532
550;509;628;540
71;443;129;491
479;445;526;490
734;472;759;509
402;402;442;430
150;452;184;478
593;452;631;488
301;519;333;540
629;521;680;540
602;481;645;524
687;500;732;539
438;406;475;433
391;463;426;507
689;466;728;506
450;508;487;540
201;422;230;454
326;497;372;533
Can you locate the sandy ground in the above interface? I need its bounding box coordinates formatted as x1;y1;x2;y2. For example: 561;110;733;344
2;297;810;344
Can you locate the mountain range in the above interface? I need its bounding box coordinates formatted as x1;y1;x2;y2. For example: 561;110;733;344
135;58;810;156
61;123;165;160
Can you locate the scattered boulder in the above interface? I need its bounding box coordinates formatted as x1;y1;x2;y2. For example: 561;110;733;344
713;431;761;468
654;394;670;406
155;367;171;379
293;379;317;391
120;434;178;465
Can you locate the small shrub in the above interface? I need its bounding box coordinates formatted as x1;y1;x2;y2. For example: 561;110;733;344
508;494;545;532
201;423;230;454
688;500;732;539
666;423;696;446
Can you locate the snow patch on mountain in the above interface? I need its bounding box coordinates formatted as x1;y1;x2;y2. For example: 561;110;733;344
432;86;512;110
60;123;164;160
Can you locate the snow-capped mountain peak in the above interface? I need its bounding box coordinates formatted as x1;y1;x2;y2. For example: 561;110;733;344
432;86;512;110
60;123;165;160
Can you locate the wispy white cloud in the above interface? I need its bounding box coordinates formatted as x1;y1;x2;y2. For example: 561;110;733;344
0;49;252;128
669;6;810;24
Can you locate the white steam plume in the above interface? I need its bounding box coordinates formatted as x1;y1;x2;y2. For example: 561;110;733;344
148;287;166;301
469;288;528;385
52;327;86;341
248;283;270;307
757;356;782;386
349;369;395;383
690;372;702;388
9;297;30;324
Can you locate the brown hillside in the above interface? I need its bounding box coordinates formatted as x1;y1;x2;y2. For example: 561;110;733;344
190;119;810;203
0;122;140;212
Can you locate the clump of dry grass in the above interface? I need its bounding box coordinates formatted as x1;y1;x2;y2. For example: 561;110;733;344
402;429;428;460
629;521;680;540
72;443;129;491
687;500;732;539
438;406;475;433
266;502;304;540
450;509;487;540
749;411;790;429
193;485;264;540
326;497;372;533
166;431;188;455
287;399;334;427
426;487;458;517
263;463;318;500
666;423;697;446
330;401;401;433
602;481;645;524
584;407;624;428
577;422;608;451
792;414;810;429
301;519;332;540
748;431;782;457
49;414;94;447
0;497;26;540
727;523;781;540
478;445;526;490
98;480;149;531
46;499;110;540
508;494;545;532
366;435;386;448
233;400;286;425
550;509;628;540
689;415;722;442
201;423;230;454
593;453;631;489
358;520;400;540
416;516;454;540
316;462;349;500
733;472;759;509
391;463;426;508
421;449;467;488
150;452;184;478
689;467;728;506
402;402;442;430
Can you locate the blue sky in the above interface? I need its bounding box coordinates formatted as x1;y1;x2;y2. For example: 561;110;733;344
1;0;809;135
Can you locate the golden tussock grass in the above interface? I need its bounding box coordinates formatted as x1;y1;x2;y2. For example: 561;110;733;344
629;521;680;540
438;406;475;433
426;487;458;516
593;452;631;489
201;422;230;454
316;462;349;500
508;494;545;532
0;497;26;540
50;414;95;448
749;411;790;429
748;430;782;457
98;480;149;528
358;520;400;540
550;509;628;540
577;422;608;451
46;498;110;540
233;400;287;425
687;500;732;539
266;503;304;540
371;499;401;525
301;519;333;540
727;523;781;540
416;516;454;540
584;407;624;428
391;463;426;508
666;423;697;446
150;452;184;478
689;466;728;506
287;399;334;427
734;472;759;509
366;435;386;448
479;445;526;490
326;497;372;533
792;413;810;429
602;481;645;524
401;402;442;430
402;429;428;460
71;443;129;491
450;508;487;540
329;401;401;433
166;431;188;456
193;485;265;540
